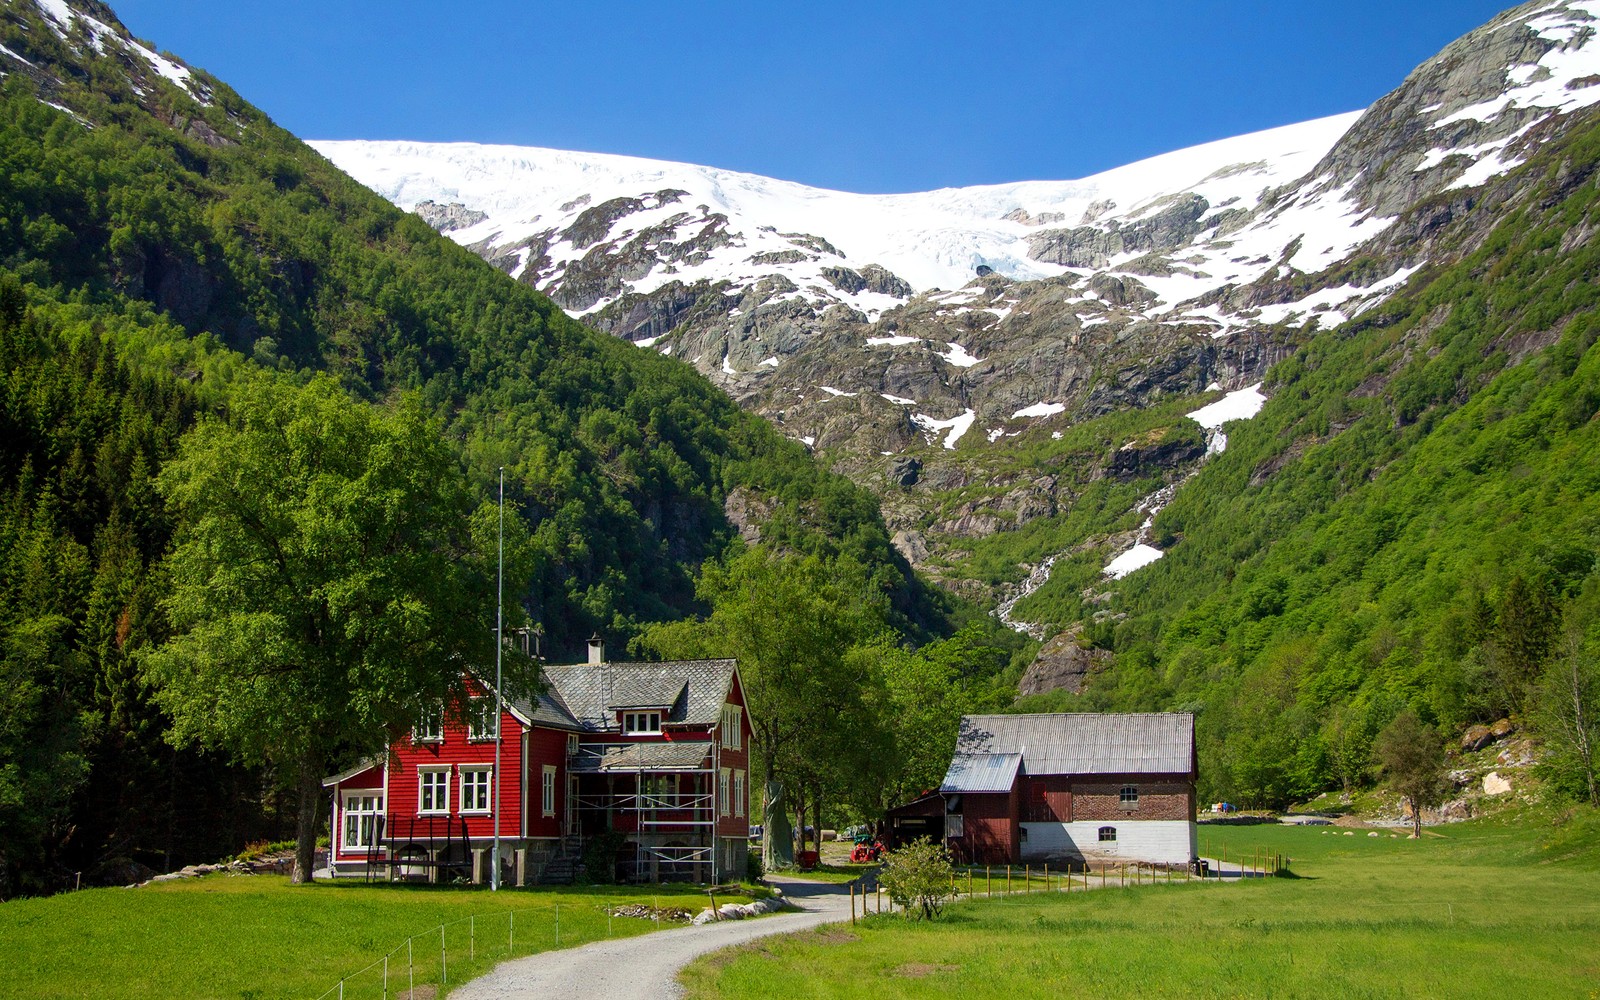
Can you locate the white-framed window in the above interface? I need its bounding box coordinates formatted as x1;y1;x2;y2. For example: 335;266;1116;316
467;697;496;742
459;766;492;814
721;705;742;749
733;770;745;817
718;768;730;816
1098;826;1118;842
567;733;580;757
1120;785;1139;806
623;711;662;735
341;792;384;850
418;767;451;814
542;765;557;817
413;705;442;743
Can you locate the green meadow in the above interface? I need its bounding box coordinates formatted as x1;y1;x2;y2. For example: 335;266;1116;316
0;877;758;1000
683;811;1600;999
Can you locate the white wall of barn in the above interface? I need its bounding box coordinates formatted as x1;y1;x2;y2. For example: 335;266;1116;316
1020;820;1195;864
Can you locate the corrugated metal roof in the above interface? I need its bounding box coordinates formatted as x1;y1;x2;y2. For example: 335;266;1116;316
569;741;714;773
939;752;1022;793
542;660;737;732
950;713;1194;778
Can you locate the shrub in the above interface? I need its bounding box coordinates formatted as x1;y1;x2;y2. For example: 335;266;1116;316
876;839;958;920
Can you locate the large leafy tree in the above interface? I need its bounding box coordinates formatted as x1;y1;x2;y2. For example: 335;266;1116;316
145;375;493;882
637;548;893;856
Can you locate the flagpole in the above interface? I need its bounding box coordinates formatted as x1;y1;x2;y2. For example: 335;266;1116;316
492;467;504;891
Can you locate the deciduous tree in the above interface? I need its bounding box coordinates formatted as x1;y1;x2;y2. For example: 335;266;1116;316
145;376;493;882
1375;710;1448;839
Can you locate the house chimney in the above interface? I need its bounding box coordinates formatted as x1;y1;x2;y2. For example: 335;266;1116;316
587;634;605;665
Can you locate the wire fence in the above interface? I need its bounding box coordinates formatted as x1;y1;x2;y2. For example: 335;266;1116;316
849;850;1292;924
311;897;687;1000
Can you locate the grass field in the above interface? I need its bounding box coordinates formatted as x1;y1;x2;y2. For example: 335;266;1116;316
0;876;759;1000
682;808;1600;999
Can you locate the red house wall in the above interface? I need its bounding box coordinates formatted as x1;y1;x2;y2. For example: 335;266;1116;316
386;704;528;844
716;673;752;838
523;726;571;839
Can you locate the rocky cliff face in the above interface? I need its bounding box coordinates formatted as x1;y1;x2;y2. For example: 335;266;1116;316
314;0;1600;649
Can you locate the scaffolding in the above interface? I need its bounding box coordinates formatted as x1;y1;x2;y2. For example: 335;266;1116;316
569;741;720;883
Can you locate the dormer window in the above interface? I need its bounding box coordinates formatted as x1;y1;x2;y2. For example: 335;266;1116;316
623;711;662;735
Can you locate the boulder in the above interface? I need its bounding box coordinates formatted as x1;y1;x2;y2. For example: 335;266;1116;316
1461;724;1496;752
1483;771;1513;795
692;908;718;926
717;903;746;920
1490;718;1516;739
1018;633;1111;696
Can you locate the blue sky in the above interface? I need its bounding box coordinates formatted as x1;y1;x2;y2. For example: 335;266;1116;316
112;1;1515;193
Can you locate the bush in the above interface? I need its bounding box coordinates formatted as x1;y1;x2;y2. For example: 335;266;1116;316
876;839;958;920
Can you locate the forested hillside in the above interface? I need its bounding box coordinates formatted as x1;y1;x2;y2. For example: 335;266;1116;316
0;0;979;895
1020;109;1600;806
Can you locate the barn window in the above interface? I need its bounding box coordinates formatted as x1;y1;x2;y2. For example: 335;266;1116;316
1120;785;1139;806
1098;826;1117;842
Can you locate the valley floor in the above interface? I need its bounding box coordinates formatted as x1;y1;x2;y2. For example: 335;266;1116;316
679;809;1600;999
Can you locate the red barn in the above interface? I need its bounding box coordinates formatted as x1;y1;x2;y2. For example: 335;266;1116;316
939;713;1197;867
324;638;752;884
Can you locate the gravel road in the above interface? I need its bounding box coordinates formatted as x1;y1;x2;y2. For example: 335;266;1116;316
446;876;856;1000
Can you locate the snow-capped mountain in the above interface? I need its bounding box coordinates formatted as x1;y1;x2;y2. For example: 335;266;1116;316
316;0;1600;465
312;111;1356;327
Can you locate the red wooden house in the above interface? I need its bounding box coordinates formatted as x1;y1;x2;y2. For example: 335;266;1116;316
324;638;752;884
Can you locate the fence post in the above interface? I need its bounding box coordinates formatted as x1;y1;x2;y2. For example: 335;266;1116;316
509;910;515;954
471;914;475;960
408;937;414;999
850;884;856;926
556;902;560;947
987;865;992;898
441;924;447;985
383;953;388;1000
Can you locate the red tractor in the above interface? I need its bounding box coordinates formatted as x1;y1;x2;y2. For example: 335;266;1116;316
850;837;883;864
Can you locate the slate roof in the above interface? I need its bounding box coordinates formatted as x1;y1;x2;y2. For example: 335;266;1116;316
948;713;1195;780
540;659;738;732
509;685;584;732
568;741;715;773
939;752;1022;793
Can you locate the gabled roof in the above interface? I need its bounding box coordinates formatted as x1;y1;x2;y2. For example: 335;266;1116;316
508;684;584;732
949;713;1195;779
940;752;1022;793
541;659;738;732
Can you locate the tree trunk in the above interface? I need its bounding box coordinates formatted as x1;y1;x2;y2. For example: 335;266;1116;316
292;749;324;884
1410;795;1423;840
